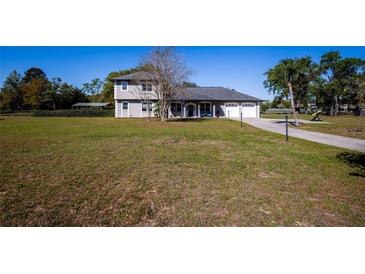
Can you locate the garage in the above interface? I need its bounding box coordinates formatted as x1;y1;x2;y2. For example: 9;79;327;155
225;103;240;118
241;103;257;118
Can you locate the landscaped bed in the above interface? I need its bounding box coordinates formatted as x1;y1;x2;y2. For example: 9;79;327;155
262;113;365;140
0;117;364;226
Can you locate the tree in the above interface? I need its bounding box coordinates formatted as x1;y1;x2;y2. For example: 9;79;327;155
316;51;365;115
181;81;198;87
141;47;191;122
82;78;104;102
20;67;50;109
42;77;62;110
264;57;317;125
22;67;47;84
356;72;365;109
0;70;23;110
58;83;88;109
260;100;272;112
0;67;90;110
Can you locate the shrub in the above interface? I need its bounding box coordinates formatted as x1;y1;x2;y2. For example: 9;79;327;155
33;109;114;117
0;110;33;116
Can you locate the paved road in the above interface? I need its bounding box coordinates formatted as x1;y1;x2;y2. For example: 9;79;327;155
235;118;365;153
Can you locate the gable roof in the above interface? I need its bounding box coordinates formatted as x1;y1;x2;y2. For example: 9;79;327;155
111;71;153;81
176;87;262;101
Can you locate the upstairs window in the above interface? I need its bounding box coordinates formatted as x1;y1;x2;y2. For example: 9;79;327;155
121;81;128;90
142;83;152;91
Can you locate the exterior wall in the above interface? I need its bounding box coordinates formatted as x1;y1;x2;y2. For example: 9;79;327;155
114;82;157;100
115;99;261;118
115;99;158;118
114;82;158;118
115;100;119;117
141;102;157;118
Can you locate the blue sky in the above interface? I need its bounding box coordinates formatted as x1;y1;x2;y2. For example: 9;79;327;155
0;46;364;99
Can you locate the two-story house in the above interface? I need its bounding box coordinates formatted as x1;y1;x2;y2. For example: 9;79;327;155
113;71;262;118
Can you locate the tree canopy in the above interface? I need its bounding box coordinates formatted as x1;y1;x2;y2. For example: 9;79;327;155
141;47;191;122
264;51;365;115
0;67;89;110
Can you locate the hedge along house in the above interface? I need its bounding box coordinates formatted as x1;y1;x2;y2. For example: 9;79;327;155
113;71;262;118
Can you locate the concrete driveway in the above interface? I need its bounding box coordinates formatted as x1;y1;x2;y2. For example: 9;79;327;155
235;118;365;153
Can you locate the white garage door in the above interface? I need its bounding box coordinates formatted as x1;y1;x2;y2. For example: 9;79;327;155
225;103;240;118
242;103;257;118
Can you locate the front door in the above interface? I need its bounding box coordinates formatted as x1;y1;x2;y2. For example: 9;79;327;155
187;105;195;117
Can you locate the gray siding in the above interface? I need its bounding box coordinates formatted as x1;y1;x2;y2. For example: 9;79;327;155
115;100;157;118
114;83;157;100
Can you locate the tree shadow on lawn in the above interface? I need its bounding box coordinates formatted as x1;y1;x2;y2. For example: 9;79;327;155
336;152;365;178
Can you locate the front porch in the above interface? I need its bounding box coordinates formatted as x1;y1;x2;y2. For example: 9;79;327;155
169;101;219;118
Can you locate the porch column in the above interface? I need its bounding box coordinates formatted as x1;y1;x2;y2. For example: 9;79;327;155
198;104;201;118
183;104;186;118
213;104;216;117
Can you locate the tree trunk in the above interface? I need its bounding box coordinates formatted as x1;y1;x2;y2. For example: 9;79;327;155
147;101;151;122
288;81;299;126
334;96;338;116
160;103;167;122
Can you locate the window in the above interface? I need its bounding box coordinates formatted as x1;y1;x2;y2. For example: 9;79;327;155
171;102;181;112
142;102;152;112
200;102;210;112
226;103;238;107
121;81;128;90
142;83;152;91
242;103;255;107
123;102;128;110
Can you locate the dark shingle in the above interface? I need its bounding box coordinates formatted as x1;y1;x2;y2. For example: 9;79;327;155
112;72;262;101
111;71;153;81
175;87;262;101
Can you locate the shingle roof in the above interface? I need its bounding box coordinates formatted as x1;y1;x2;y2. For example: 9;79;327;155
112;72;262;101
72;102;110;107
111;71;153;81
175;87;262;101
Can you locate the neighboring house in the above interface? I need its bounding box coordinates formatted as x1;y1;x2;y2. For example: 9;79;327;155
113;71;262;118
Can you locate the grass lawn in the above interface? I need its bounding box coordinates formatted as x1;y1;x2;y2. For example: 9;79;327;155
1;117;364;226
262;113;365;139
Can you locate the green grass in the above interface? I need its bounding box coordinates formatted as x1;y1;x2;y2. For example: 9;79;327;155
262;113;365;139
1;117;364;226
